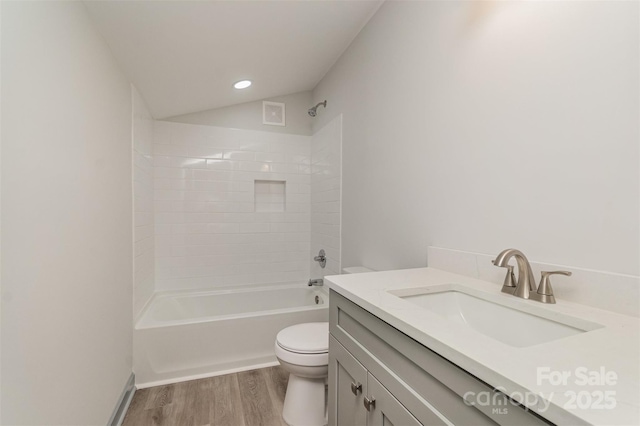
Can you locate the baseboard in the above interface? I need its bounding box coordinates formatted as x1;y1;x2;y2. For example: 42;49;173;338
108;373;136;426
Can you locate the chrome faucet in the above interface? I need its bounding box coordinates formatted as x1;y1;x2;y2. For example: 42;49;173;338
493;248;572;304
492;249;537;299
308;278;324;287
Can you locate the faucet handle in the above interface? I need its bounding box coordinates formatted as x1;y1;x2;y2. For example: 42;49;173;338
501;265;517;294
531;271;572;304
492;260;517;294
314;249;327;268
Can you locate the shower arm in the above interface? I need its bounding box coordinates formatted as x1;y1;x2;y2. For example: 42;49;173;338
308;100;327;117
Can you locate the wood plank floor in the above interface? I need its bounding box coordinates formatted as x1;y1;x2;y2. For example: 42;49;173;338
123;366;289;426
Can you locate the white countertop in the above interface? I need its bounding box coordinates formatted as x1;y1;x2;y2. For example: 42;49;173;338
325;267;640;426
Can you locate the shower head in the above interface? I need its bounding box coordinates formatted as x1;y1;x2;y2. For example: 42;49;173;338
308;100;327;117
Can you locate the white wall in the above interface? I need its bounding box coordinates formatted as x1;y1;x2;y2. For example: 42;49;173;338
153;121;311;291
313;1;639;277
1;2;133;424
166;91;313;136
133;87;155;319
0;1;3;421
310;115;342;279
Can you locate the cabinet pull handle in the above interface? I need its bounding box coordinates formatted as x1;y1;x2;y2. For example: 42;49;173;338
350;382;362;395
364;396;376;411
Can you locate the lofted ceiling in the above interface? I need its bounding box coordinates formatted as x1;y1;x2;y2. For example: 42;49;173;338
84;0;383;119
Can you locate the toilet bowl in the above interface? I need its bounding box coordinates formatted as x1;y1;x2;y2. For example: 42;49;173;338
275;322;329;426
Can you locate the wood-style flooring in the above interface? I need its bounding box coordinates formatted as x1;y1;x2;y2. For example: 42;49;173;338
122;366;289;426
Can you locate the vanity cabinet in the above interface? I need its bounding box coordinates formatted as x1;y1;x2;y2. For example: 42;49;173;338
328;290;551;426
331;334;422;426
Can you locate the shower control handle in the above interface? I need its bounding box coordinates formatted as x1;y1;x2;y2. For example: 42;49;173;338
350;382;362;395
314;249;326;268
364;396;376;411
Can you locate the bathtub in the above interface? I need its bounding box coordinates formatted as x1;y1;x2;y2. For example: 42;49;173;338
133;283;329;388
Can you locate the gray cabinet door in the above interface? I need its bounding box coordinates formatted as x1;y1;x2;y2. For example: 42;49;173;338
367;373;421;426
329;335;368;426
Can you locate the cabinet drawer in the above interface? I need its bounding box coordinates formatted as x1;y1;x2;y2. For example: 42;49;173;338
330;290;551;426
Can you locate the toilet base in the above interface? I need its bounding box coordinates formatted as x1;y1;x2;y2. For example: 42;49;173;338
282;373;327;426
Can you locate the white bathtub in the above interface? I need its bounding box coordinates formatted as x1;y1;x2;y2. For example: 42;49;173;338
133;283;329;388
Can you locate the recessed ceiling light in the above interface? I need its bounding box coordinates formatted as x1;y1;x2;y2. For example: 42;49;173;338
233;80;252;89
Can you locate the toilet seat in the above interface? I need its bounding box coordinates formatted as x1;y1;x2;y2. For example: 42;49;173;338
277;322;329;354
275;322;328;366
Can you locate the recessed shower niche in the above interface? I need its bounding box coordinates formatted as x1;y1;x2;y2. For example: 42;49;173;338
255;180;286;212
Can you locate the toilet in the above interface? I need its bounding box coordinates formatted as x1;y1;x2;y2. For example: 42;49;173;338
275;322;329;426
275;267;374;426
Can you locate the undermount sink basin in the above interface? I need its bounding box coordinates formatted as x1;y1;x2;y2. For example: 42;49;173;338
388;286;603;347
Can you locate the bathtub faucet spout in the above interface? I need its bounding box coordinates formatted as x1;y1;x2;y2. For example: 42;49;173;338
308;278;324;287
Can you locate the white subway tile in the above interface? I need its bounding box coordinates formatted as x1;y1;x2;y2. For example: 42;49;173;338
153;144;188;157
255;152;285;163
240;161;271;172
270;163;299;174
155;167;189;179
154;190;185;201
151;122;320;291
192;169;232;181
224;150;256;161
208;223;241;234
189;145;225;159
154;179;187;190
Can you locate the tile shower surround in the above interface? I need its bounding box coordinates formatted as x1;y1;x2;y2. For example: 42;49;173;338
133;88;155;318
153;121;314;291
310;115;342;279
